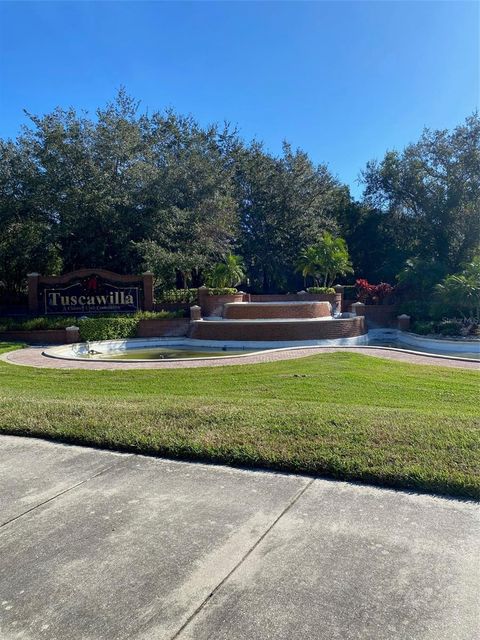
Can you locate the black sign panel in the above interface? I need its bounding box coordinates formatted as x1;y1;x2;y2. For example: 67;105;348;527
41;275;142;315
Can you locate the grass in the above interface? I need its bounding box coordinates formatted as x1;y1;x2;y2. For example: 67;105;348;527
0;342;479;498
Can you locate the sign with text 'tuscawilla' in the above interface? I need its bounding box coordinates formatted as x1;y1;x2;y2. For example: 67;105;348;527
41;274;141;315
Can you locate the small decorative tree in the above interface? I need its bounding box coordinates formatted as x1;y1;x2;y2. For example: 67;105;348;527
206;254;245;289
296;233;353;287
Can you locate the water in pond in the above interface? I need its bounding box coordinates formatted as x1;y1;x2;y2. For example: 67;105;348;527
78;341;479;362
82;347;261;360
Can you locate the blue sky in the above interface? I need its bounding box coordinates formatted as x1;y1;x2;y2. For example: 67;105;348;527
0;1;478;197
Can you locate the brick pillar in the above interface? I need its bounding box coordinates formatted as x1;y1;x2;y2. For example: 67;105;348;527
142;272;154;311
334;285;344;312
65;326;80;343
351;301;365;316
397;314;411;331
27;273;40;313
198;286;209;315
190;305;202;321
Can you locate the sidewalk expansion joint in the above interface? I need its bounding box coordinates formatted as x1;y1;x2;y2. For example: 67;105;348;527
166;477;316;640
0;458;128;530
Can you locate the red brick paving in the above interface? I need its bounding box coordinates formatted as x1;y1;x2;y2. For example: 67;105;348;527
1;345;478;370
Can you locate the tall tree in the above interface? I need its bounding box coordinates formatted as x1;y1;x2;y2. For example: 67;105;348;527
361;114;480;274
235;143;341;292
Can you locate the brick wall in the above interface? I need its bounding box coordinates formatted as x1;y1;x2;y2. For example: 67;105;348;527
223;301;331;320
250;292;340;305
0;329;75;344
0;320;190;344
136;319;189;338
351;304;399;328
198;292;246;316
188;317;365;341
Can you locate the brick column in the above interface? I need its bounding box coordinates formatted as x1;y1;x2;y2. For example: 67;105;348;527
198;286;209;315
65;326;80;343
142;272;154;311
397;314;411;331
190;305;202;321
334;285;344;312
351;301;365;316
27;273;40;313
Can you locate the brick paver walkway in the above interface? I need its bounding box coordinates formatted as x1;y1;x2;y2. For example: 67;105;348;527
1;345;478;369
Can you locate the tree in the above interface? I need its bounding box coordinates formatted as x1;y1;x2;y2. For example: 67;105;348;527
0;139;61;299
2;90;239;294
295;246;323;287
0;221;61;302
296;233;352;287
361;114;480;274
435;257;480;319
206;254;245;288
235;142;342;292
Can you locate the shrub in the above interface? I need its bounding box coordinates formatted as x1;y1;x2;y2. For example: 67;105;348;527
435;257;480;320
135;310;184;319
156;288;198;304
356;279;395;304
0;311;184;340
0;316;77;332
78;317;139;342
397;301;433;321
411;320;436;335
435;320;463;337
411;319;467;337
306;287;336;294
207;287;238;296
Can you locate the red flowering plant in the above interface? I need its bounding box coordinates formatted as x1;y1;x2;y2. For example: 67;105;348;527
355;279;394;304
355;279;374;303
372;282;395;303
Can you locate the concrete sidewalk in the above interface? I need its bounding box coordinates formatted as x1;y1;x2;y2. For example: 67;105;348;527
0;436;478;640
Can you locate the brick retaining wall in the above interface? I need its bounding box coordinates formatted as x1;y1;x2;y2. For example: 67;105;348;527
136;319;189;337
0;319;190;344
223;301;331;320
189;317;366;341
0;329;75;344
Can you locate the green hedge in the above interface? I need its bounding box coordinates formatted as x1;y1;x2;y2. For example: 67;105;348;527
306;287;336;294
207;287;238;296
78;311;184;341
0;316;77;332
156;288;198;304
0;311;183;341
411;319;480;337
134;310;184;320
78;317;138;342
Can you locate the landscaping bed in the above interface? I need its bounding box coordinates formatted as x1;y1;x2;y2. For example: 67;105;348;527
0;311;186;343
0;342;478;499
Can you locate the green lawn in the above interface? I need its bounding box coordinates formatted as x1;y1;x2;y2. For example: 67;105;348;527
0;342;479;498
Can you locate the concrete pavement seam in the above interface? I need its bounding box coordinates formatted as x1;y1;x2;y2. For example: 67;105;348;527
0;457;130;531
165;476;316;640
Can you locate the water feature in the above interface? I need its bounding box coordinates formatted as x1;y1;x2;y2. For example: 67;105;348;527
78;345;261;360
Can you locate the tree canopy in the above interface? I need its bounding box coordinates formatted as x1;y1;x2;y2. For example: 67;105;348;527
0;91;478;302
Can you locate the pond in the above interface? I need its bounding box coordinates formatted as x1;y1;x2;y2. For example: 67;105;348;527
78;346;262;360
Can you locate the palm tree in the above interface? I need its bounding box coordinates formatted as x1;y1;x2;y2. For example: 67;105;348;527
207;254;245;288
295;246;322;287
316;232;353;287
435;256;480;319
296;233;353;287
